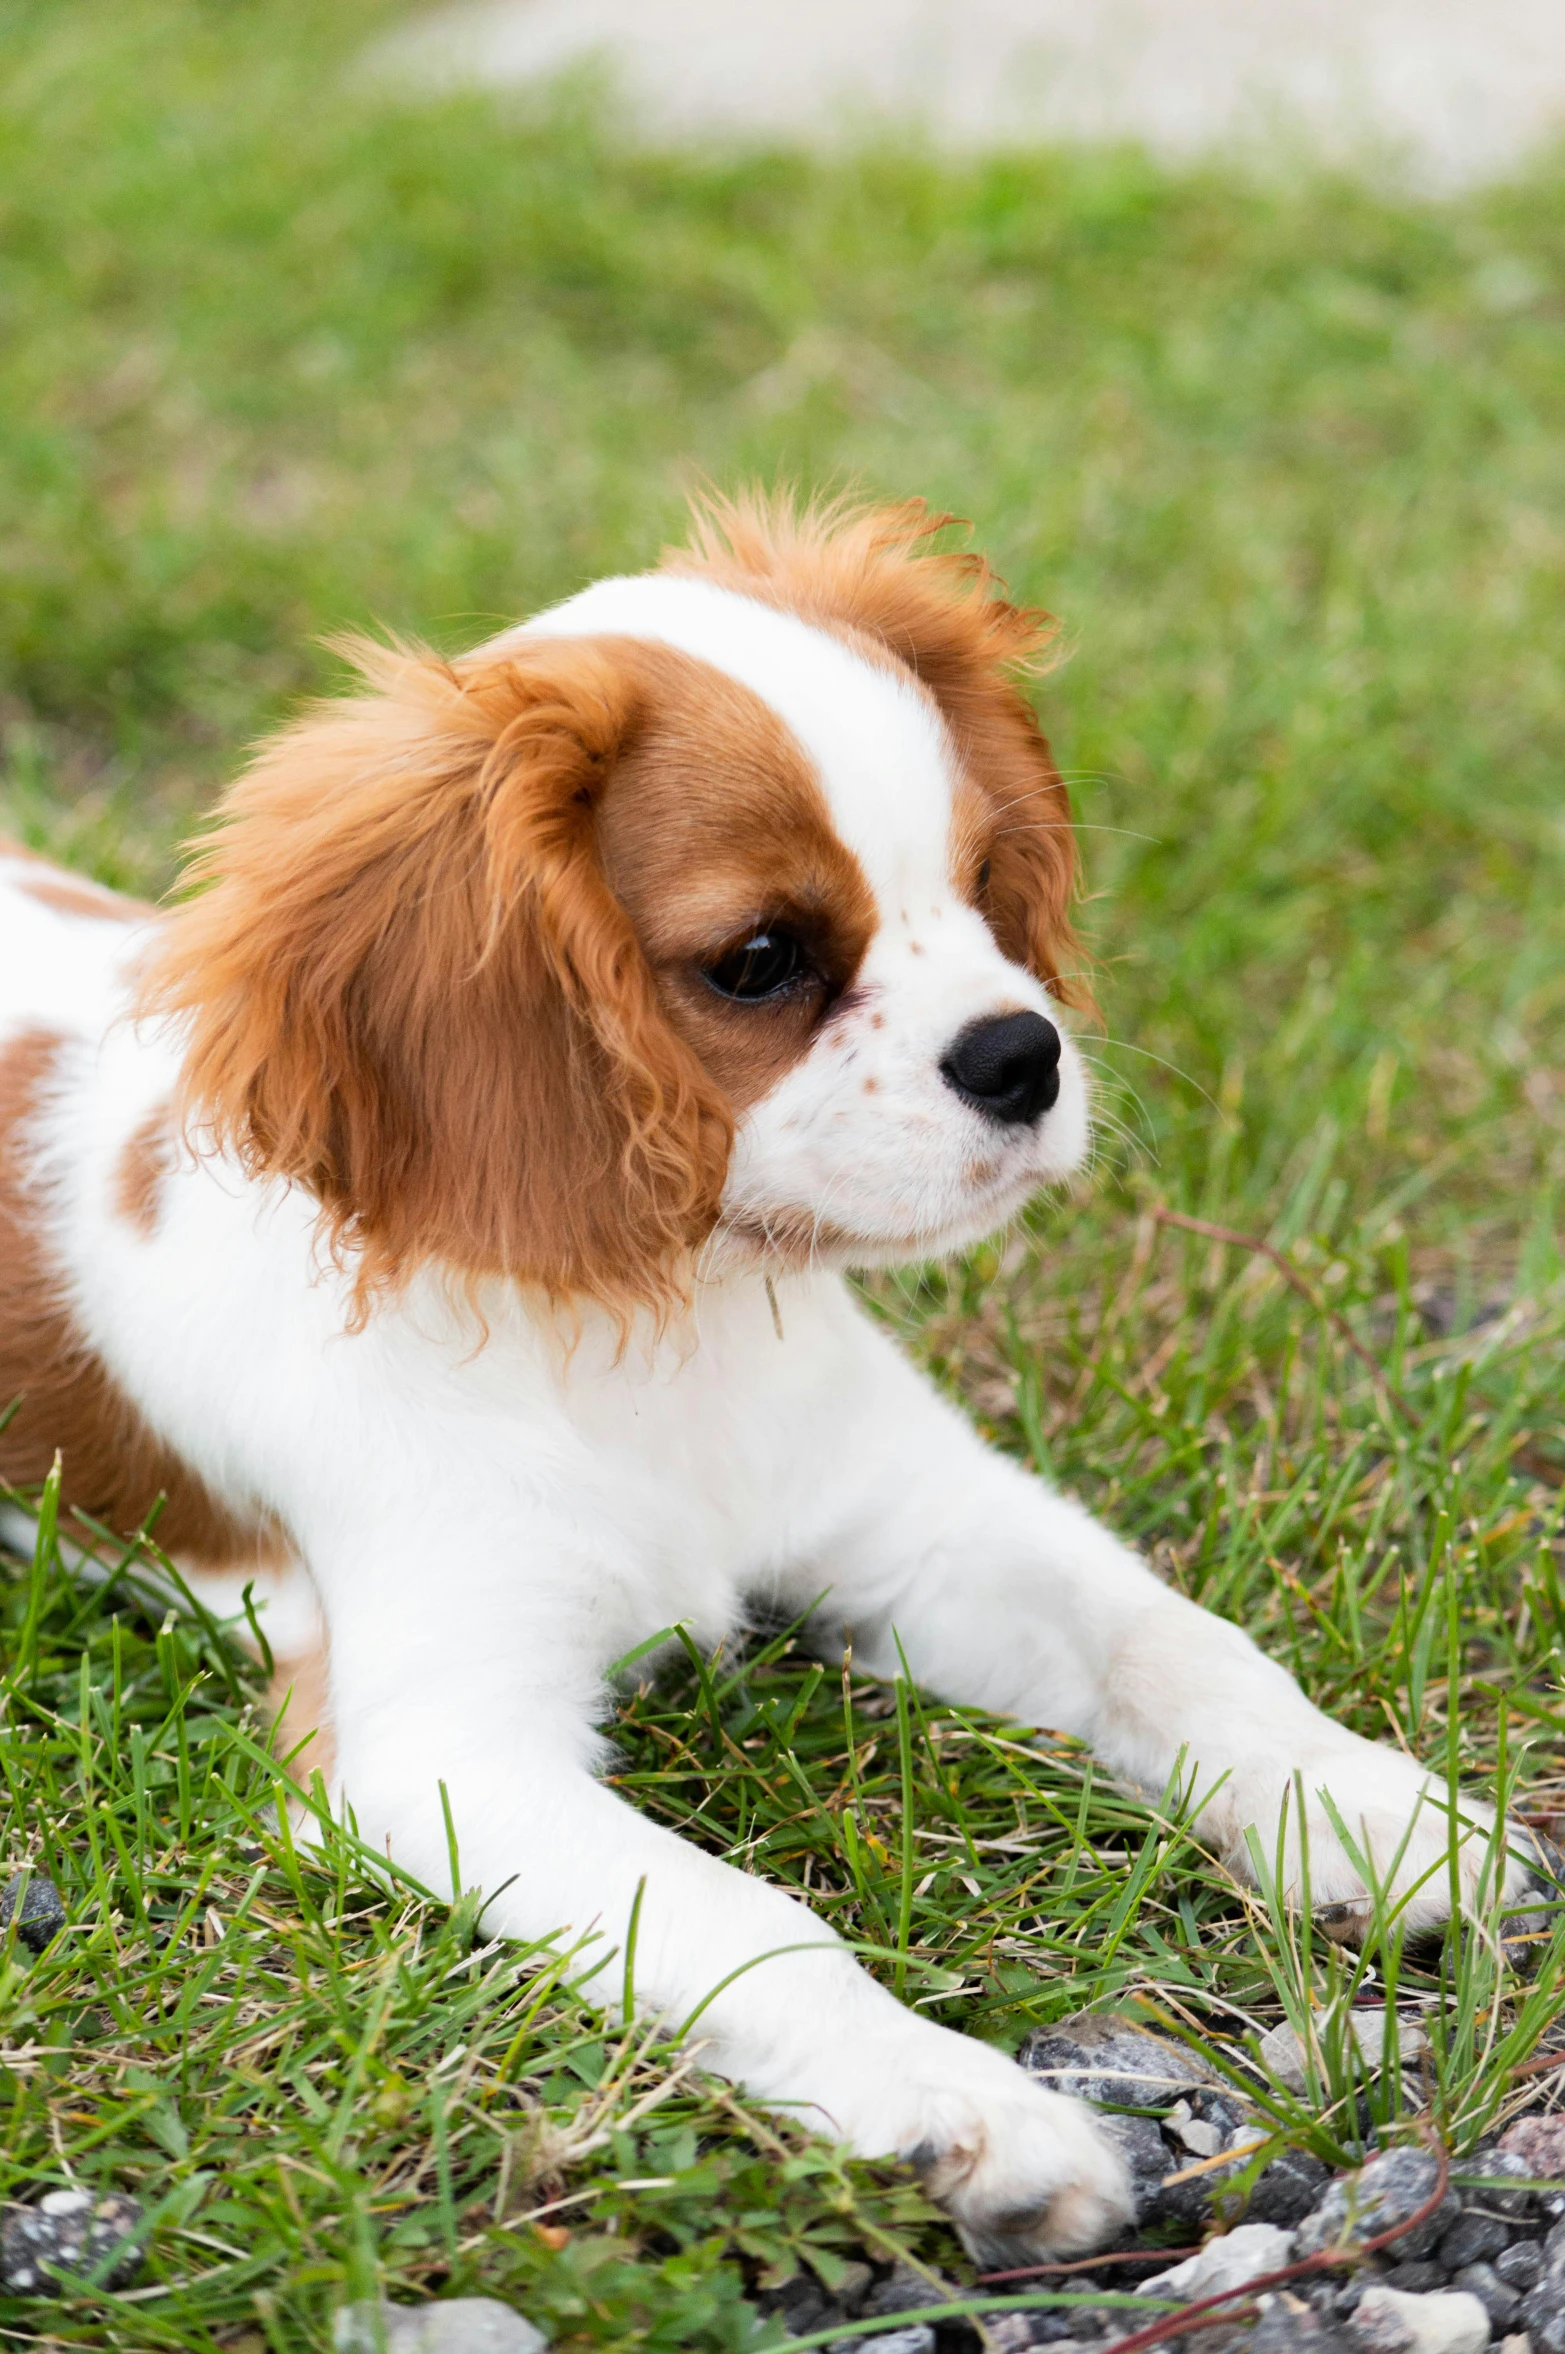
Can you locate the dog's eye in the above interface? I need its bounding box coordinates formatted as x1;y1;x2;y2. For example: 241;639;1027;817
703;930;810;1002
977;857;992;893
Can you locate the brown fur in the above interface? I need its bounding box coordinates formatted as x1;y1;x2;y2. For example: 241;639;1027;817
135;634;879;1325
665;491;1089;1011
597;643;876;1114
15;874;143;924
137;637;738;1324
268;1643;335;1788
113;1104;175;1237
1;840;151;923
0;1030;285;1565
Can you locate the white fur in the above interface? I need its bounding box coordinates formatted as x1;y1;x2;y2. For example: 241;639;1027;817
0;608;1531;2259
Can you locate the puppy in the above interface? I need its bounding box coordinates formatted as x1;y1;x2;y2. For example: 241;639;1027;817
0;497;1540;2260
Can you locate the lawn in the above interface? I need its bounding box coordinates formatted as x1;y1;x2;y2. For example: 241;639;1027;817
1;1;1564;2347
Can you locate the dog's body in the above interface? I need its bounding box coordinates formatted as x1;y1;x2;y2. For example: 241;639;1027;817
0;501;1536;2259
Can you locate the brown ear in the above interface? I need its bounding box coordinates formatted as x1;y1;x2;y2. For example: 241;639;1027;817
666;489;1091;1013
137;637;732;1320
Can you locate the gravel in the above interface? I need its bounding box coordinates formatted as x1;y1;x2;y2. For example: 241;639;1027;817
1250;2292;1356;2354
0;2190;144;2294
1297;2149;1461;2264
1519;2218;1565;2354
1137;2222;1299;2302
1346;2287;1490;2354
1258;2017;1427;2100
1447;2263;1521;2332
1438;2212;1514;2272
1494;2244;1544;2292
1020;2014;1228;2110
333;2300;548;2353
0;1873;66;1956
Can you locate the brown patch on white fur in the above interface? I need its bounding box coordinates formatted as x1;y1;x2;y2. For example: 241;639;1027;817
0;1030;288;1566
598;641;875;1113
268;1642;335;1787
1;841;151;923
665;492;1089;1014
137;634;872;1323
114;1103;175;1237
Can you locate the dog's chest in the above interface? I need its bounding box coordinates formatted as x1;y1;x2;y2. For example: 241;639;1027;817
529;1277;859;1636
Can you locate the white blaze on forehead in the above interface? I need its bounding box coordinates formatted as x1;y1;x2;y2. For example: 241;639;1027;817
508;574;957;913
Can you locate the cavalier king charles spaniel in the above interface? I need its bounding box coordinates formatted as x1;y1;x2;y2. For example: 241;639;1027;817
0;497;1542;2261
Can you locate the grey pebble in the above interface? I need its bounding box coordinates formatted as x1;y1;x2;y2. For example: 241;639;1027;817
1251;2290;1356;2354
1346;2288;1491;2354
1018;2011;1226;2109
1449;2264;1521;2332
1459;2153;1538;2224
1384;2266;1450;2296
865;2260;958;2319
836;2331;936;2354
1521;2229;1565;2354
0;2189;143;2294
333;2300;547;2354
0;1873;66;1957
1248;2148;1336;2230
1442;2214;1514;2273
1298;2148;1461;2264
761;2270;831;2335
1495;2246;1543;2293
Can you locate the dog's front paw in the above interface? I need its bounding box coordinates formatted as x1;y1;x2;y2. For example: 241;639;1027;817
824;2022;1135;2264
1217;1732;1552;1942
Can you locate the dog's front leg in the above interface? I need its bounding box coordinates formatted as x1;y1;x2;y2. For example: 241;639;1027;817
784;1318;1545;1939
308;1507;1132;2261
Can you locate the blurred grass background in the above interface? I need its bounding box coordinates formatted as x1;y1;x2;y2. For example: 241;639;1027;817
2;2;1565;2346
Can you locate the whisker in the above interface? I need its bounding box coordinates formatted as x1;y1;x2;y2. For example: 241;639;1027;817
1076;1034;1223;1116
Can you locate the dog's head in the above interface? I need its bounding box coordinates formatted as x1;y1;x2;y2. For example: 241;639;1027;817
140;495;1090;1320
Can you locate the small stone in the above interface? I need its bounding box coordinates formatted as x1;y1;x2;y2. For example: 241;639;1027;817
841;2331;936;2354
0;2190;143;2294
1260;2015;1428;2099
1458;2151;1539;2223
1522;2265;1565;2354
865;2262;955;2319
1384;2266;1450;2295
1174;2116;1227;2159
0;1874;66;1956
761;2271;829;2334
1018;2011;1228;2109
1298;2149;1462;2263
1347;2289;1490;2354
333;2302;547;2354
1336;2277;1381;2319
831;2261;874;2313
1495;2245;1543;2292
1247;2149;1337;2230
1441;2213;1513;2271
1500;2117;1565;2180
1138;2223;1298;2302
1449;2265;1521;2332
1251;2291;1355;2354
1020;2310;1095;2346
983;2324;1043;2354
1101;2112;1176;2221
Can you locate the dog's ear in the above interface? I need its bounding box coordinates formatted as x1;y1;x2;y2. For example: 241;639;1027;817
668;490;1090;1012
138;636;732;1321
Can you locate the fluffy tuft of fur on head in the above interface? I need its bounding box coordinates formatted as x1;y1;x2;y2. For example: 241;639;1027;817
136;635;732;1323
664;488;1090;1012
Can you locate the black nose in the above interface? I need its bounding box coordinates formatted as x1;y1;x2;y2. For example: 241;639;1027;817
940;1011;1062;1126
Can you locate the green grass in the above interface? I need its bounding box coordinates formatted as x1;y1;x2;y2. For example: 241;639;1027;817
2;0;1565;2345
